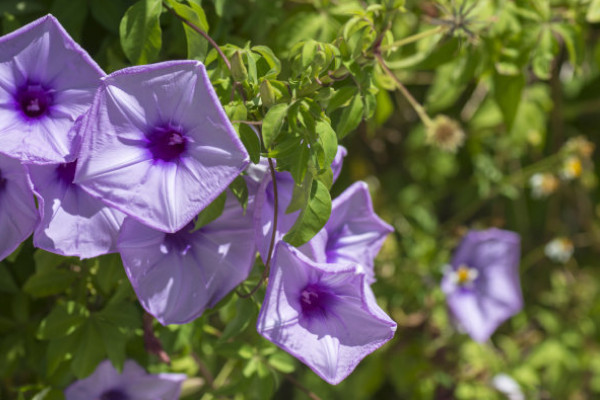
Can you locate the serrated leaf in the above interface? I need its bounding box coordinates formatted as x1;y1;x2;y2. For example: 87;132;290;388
283;180;331;246
193;191;227;231
335;94;364;139
493;71;525;130
23;270;76;298
38;301;88;340
229;176;249;213
119;0;163;65
262;103;288;150
239;124;261;164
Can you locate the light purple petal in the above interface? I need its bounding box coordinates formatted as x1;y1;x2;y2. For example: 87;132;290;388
0;15;104;164
442;228;523;342
0;154;38;261
118;193;256;325
28;161;125;259
331;145;347;184
257;243;396;385
301;181;393;283
64;359;186;400
75;60;249;233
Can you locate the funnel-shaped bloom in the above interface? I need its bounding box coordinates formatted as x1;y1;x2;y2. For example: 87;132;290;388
254;146;347;261
27;116;125;258
0;154;38;261
441;228;522;342
0;15;104;164
74;60;249;233
64;359;186;400
300;181;393;283
118;193;256;325
257;242;396;385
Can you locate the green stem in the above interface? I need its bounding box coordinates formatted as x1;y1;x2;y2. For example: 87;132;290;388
379;26;445;51
375;53;433;126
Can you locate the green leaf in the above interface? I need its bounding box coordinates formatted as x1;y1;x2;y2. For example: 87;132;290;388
588;0;600;22
70;321;106;379
95;302;141;330
286;174;313;214
289;144;310;184
532;28;556;80
262;103;288;150
90;0;128;34
0;266;18;293
553;23;583;67
315;120;338;167
239;124;261;164
96;321;127;371
252;45;281;79
119;0;163;65
283;180;331;246
220;298;257;341
192;191;227;231
327;86;358;113
165;0;209;61
229;176;249;214
46;334;78;375
38;301;89;340
33;249;68;273
335;94;364;139
23;270;77;298
50;0;88;41
94;254;125;295
493;71;525;130
268;351;296;373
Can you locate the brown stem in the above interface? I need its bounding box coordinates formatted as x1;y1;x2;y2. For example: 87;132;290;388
192;352;215;389
163;2;231;71
142;312;171;365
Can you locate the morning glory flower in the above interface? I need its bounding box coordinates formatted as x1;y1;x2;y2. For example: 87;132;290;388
0;14;104;164
441;228;523;342
27;117;126;258
0;154;38;261
257;242;396;385
74;60;249;233
64;359;186;400
117;193;256;325
300;181;393;283
254;146;347;261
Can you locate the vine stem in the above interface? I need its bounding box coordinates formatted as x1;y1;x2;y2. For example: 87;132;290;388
374;52;433;127
163;2;231;71
142;312;171;365
238;126;279;299
379;25;444;51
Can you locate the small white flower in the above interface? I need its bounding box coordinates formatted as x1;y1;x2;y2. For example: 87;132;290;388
529;173;559;198
560;156;583;181
544;237;574;264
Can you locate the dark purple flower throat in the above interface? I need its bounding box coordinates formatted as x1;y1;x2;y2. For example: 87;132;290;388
99;388;129;400
147;125;187;162
300;283;337;320
56;161;77;186
0;170;6;193
16;83;53;119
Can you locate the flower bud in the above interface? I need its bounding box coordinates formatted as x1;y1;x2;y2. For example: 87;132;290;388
231;51;248;82
425;115;465;152
260;80;276;108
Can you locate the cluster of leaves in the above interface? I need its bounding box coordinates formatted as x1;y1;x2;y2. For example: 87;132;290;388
3;0;600;399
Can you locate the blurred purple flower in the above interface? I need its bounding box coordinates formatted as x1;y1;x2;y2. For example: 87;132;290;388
254;146;347;261
257;242;396;385
117;193;256;325
441;228;523;342
64;359;186;400
28;117;125;259
0;154;38;261
300;181;393;283
74;60;249;233
0;14;104;164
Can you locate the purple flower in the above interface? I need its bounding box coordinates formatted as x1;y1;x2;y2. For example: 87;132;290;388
0;15;104;164
441;228;523;342
74;60;249;233
300;181;393;283
257;242;396;385
117;192;256;325
27;117;126;259
254;146;347;261
64;359;186;400
0;153;38;261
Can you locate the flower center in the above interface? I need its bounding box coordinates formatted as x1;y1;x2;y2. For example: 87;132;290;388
452;264;479;286
99;389;129;400
55;160;77;186
146;125;187;162
299;283;336;320
16;83;52;119
163;223;195;254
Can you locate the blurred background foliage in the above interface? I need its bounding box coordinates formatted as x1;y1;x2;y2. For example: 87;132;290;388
2;0;600;399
